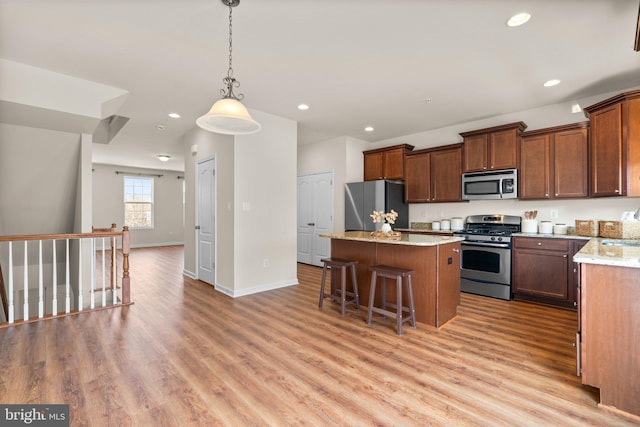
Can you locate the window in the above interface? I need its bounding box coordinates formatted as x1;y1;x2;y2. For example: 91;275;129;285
124;176;154;228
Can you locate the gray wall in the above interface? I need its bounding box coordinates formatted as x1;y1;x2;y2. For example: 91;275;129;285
92;163;184;247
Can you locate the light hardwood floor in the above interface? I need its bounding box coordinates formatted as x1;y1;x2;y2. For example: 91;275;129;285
0;245;637;426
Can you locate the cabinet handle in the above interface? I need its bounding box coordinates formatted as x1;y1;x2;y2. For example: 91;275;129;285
615;189;620;193
537;242;542;246
453;248;460;253
563;254;568;258
545;193;549;197
555;193;558;197
573;301;577;307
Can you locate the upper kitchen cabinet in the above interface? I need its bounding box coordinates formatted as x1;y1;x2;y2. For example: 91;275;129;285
460;122;527;173
363;144;414;181
519;122;589;200
584;90;640;197
404;144;462;203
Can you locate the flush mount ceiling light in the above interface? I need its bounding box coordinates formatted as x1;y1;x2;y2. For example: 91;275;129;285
297;104;310;110
196;0;261;135
364;126;374;132
168;113;181;119
544;79;561;87
507;12;531;27
157;155;171;162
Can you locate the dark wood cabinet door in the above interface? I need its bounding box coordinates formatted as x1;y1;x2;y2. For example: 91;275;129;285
404;152;431;202
383;148;405;180
364;152;384;181
554;127;588;198
570;240;588;307
431;147;462;202
513;248;569;299
462;134;488;172
519;134;551;199
489;128;518;170
590;104;623;197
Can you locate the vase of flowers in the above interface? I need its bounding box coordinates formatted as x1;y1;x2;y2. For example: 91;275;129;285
370;209;399;233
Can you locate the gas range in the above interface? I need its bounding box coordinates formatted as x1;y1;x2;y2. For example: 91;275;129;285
453;214;521;246
455;214;521;300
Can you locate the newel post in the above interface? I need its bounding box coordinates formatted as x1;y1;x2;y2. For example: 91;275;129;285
110;223;117;288
121;226;131;304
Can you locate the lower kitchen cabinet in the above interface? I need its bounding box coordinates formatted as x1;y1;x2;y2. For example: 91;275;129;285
512;237;587;309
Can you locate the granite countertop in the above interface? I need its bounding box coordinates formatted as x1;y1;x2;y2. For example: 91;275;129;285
395;228;455;235
512;232;591;240
574;238;640;268
320;231;464;246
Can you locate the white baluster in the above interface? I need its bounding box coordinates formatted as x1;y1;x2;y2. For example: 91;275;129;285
78;238;83;311
90;238;95;310
38;240;43;318
52;240;57;316
8;241;14;323
112;236;117;303
101;237;106;307
65;239;70;314
23;241;28;321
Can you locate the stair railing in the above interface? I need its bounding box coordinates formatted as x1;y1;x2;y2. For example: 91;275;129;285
0;225;130;325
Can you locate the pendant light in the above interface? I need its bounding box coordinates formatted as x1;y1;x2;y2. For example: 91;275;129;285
197;0;261;135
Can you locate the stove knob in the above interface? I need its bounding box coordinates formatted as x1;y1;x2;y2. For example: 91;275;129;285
491;237;496;241
498;237;503;242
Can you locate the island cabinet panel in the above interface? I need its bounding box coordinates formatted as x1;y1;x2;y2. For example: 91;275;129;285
584;90;640;197
519;122;589;200
512;237;586;309
580;263;640;417
460;122;526;173
330;238;460;327
363;144;414;181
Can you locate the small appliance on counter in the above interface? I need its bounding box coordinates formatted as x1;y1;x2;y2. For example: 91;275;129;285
538;221;553;234
451;217;464;231
441;219;451;230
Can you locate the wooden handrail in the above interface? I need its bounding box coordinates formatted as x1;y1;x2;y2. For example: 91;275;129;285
0;231;123;242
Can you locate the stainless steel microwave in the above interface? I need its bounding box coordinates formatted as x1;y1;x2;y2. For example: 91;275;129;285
462;169;518;200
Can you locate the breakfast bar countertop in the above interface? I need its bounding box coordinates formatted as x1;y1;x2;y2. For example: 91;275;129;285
573;238;640;268
320;231;464;246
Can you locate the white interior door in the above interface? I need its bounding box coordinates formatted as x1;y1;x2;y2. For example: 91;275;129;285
297;172;333;267
197;158;216;285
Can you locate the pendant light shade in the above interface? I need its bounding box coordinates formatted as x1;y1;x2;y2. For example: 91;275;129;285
197;0;261;135
197;97;261;135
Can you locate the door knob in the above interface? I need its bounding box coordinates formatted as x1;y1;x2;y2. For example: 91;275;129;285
307;222;315;226
195;225;201;230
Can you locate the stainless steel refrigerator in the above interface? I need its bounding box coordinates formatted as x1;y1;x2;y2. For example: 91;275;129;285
344;180;408;231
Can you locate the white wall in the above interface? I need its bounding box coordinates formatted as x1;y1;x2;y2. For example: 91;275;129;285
183;109;297;297
92;163;185;247
297;135;367;232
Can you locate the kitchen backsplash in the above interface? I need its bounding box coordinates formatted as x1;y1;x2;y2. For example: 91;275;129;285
408;197;640;226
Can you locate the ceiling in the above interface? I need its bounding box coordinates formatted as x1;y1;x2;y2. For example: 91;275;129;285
1;0;639;172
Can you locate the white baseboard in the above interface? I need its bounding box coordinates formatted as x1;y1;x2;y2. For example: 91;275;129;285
182;269;197;279
215;278;299;298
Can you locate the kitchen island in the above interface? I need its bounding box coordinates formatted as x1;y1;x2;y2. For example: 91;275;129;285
574;239;640;418
321;231;464;327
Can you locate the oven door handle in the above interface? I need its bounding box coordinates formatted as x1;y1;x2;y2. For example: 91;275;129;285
462;241;511;249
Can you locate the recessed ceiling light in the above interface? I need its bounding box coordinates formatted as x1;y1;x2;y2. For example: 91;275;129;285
543;79;561;87
157;155;171;162
297;104;309;110
364;126;374;132
507;12;531;27
168;113;181;119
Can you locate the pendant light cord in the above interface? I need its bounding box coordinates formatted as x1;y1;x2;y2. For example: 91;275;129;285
227;3;234;78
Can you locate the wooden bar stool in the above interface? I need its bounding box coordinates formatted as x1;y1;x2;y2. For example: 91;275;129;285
366;265;416;335
319;258;360;316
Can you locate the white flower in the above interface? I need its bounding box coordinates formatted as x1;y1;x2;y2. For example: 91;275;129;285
370;209;398;224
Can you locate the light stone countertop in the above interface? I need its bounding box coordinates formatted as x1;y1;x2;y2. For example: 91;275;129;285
320;231;464;247
512;232;591;240
573;238;640;268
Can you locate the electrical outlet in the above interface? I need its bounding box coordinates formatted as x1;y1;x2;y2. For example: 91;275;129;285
263;258;269;268
242;202;251;211
550;209;558;219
